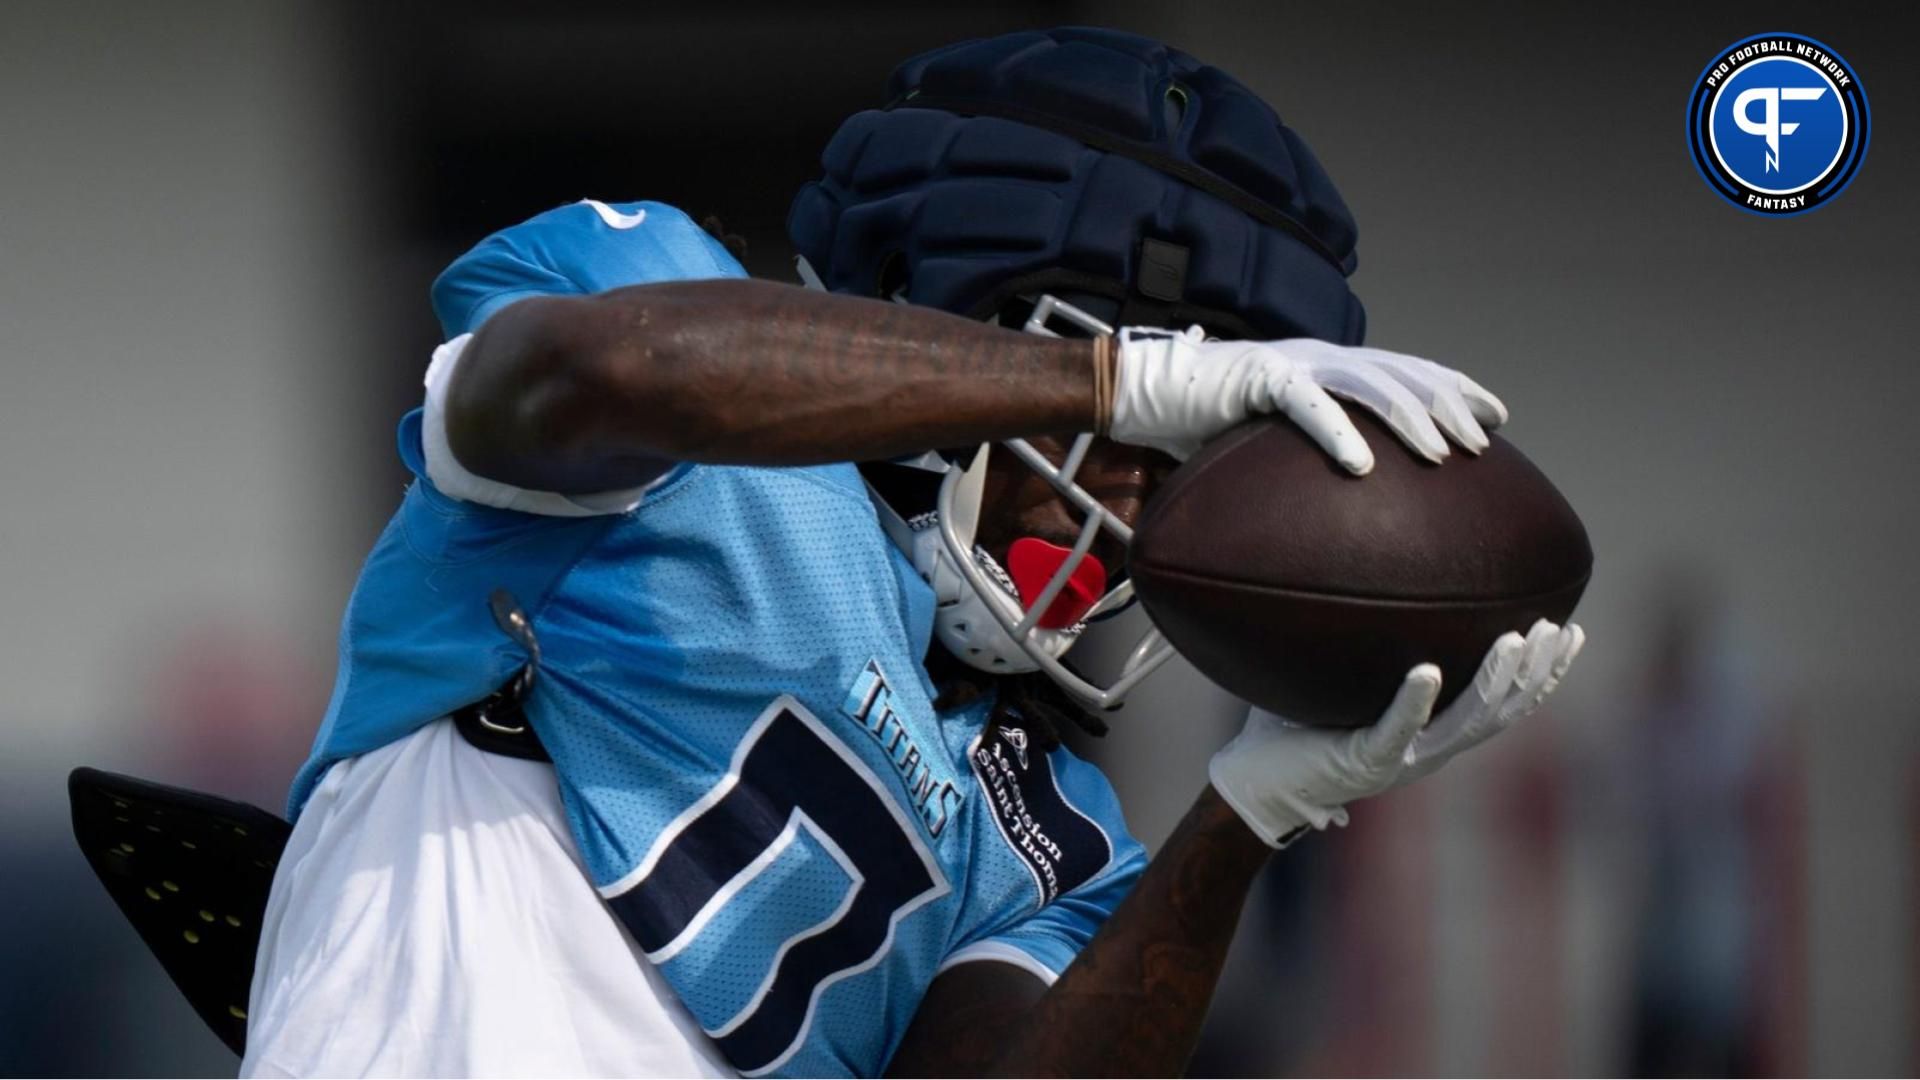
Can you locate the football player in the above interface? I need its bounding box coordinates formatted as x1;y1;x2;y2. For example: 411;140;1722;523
242;28;1581;1078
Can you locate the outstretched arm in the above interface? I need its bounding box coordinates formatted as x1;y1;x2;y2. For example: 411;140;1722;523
442;277;1504;496
888;785;1265;1077
888;621;1584;1077
444;279;1103;494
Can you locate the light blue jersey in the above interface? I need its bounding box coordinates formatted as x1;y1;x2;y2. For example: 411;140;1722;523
293;200;1146;1077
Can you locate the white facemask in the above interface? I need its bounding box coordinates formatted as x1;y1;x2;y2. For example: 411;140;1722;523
802;255;1177;710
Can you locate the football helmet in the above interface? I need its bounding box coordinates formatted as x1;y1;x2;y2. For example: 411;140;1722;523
790;28;1367;709
848;289;1176;709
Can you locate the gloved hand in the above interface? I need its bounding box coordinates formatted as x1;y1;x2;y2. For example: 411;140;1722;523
1208;619;1586;846
1106;327;1509;471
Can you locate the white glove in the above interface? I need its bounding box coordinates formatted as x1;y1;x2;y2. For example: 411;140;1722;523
1209;619;1586;846
1107;327;1509;472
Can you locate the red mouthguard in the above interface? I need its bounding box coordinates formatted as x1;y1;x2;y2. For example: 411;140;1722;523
1007;537;1108;630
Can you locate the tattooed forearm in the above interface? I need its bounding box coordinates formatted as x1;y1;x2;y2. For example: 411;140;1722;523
445;278;1102;493
1001;787;1270;1076
887;786;1274;1078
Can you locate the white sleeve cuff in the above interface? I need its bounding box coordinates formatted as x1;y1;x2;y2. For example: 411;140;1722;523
420;334;664;517
933;940;1060;985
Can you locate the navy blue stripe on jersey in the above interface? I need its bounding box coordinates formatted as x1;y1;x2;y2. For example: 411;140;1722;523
607;698;949;1075
969;726;1114;906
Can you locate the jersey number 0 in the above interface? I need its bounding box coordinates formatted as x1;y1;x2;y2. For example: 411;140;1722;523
606;697;950;1075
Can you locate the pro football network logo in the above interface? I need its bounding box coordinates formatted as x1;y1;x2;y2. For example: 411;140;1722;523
1686;33;1870;215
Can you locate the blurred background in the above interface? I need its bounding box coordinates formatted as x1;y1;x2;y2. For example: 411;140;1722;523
2;0;1913;1074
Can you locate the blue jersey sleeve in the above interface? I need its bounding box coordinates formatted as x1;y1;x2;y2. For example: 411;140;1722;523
942;845;1147;982
414;199;747;515
943;746;1148;982
431;198;746;338
289;198;746;812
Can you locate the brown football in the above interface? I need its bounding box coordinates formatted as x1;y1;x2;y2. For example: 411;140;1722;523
1127;413;1592;728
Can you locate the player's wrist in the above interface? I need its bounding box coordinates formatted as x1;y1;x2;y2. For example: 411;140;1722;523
1205;773;1294;849
1091;334;1115;435
1107;325;1217;459
1208;709;1365;846
1105;326;1156;446
1190;783;1291;866
1207;744;1316;848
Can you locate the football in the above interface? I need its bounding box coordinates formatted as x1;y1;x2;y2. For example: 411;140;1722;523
1128;413;1592;727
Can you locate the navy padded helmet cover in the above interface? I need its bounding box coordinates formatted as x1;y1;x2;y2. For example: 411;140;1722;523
789;27;1365;345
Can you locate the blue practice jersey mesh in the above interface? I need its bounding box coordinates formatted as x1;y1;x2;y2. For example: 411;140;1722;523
293;199;1146;1077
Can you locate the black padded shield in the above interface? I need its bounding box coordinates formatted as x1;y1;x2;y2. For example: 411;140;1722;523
69;767;290;1056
